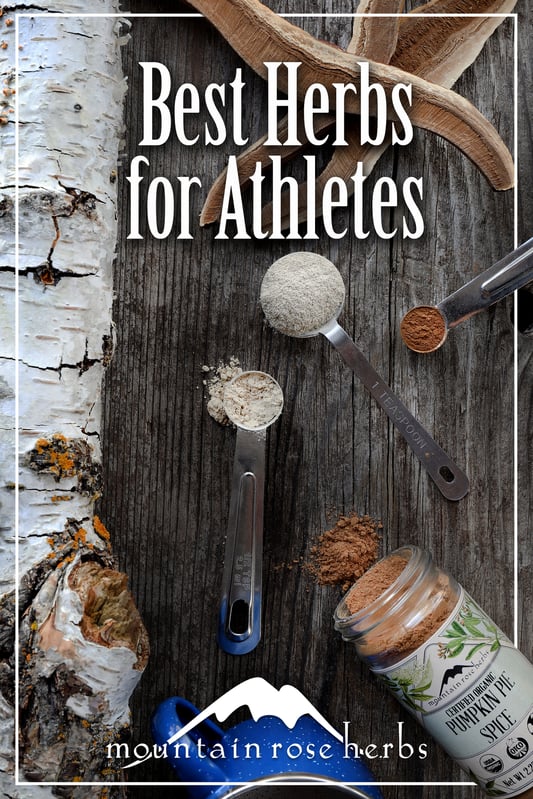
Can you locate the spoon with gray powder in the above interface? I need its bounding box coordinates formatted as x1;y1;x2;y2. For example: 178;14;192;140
260;252;469;501
218;371;284;655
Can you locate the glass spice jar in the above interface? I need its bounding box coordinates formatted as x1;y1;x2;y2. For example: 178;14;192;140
334;545;533;798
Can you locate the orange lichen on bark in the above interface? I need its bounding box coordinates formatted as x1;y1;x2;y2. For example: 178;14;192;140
93;515;110;541
56;553;76;569
70;528;88;552
46;522;93;564
32;436;77;478
29;434;101;496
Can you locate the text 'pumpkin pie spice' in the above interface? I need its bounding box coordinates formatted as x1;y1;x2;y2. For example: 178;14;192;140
335;546;533;797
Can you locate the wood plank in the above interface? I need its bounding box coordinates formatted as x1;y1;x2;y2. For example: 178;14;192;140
100;3;531;796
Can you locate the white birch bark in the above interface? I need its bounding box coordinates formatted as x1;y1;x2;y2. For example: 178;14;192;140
0;4;148;796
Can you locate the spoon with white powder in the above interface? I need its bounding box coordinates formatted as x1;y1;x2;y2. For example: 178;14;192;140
218;371;284;655
260;252;469;501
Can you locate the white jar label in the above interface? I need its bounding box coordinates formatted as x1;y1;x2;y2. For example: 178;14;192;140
373;590;533;796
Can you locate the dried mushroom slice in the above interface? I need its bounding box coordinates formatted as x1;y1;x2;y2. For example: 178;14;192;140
199;0;515;231
187;0;513;193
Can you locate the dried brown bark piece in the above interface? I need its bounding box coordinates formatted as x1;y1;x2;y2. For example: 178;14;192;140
394;0;517;87
349;0;405;61
202;0;516;230
200;112;333;226
265;0;517;232
199;0;402;228
260;0;404;231
188;0;513;193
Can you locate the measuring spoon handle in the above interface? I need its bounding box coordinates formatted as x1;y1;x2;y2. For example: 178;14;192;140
322;322;469;501
440;236;533;326
218;427;265;655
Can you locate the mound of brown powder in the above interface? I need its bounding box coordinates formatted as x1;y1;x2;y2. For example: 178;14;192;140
307;513;382;591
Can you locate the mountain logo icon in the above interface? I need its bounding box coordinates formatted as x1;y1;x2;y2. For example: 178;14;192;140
165;677;343;747
124;677;343;769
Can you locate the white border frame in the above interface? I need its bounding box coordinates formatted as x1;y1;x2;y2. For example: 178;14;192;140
14;9;519;792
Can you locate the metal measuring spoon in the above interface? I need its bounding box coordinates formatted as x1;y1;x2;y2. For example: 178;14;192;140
260;253;469;501
218;371;283;655
401;237;533;353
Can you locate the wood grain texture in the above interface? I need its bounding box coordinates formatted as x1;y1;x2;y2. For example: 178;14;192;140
517;0;533;699
100;2;531;797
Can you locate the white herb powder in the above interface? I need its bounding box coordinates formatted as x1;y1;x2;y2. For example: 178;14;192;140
260;252;345;336
203;358;242;425
223;371;283;430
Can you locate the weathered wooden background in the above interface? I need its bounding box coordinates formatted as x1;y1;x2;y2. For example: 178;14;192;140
100;2;532;797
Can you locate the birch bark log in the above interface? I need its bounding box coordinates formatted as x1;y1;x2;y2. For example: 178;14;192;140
0;4;148;796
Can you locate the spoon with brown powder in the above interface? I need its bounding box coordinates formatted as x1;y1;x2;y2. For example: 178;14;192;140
401;237;533;353
260;252;469;501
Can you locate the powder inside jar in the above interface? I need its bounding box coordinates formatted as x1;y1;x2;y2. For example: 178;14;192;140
345;553;409;615
260;252;346;336
223;371;283;430
400;305;447;352
343;550;459;661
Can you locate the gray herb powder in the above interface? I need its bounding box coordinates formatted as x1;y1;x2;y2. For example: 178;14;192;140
260;252;346;336
223;371;283;430
203;358;242;425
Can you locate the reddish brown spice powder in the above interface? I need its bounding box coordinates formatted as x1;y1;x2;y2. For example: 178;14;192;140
344;552;458;660
400;305;447;352
345;553;409;614
307;513;381;590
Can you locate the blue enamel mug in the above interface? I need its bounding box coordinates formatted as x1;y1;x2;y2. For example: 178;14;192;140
151;696;383;799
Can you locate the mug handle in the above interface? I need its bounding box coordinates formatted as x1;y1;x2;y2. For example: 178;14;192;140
151;696;229;787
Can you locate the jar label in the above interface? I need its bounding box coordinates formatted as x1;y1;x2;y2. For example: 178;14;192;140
373;590;533;796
